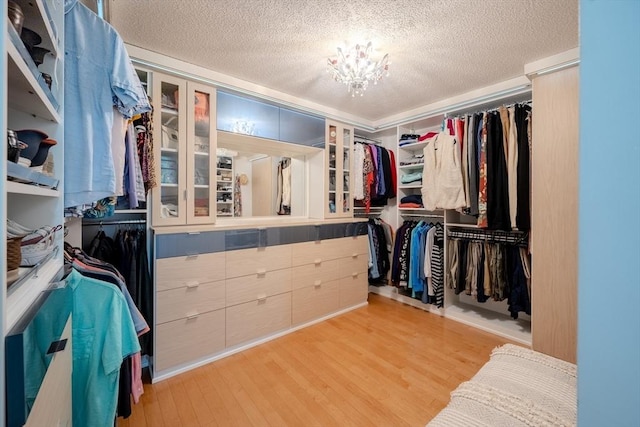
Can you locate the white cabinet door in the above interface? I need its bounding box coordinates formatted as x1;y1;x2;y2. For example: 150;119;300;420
25;317;72;427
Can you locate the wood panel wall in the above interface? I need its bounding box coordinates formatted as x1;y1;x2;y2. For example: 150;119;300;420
531;65;579;363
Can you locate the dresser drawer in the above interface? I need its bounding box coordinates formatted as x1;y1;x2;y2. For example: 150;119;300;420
339;273;368;308
226;293;291;348
156;279;225;324
336;235;369;258
226;268;291;307
291;239;343;267
225;245;292;279
155;308;225;372
291;259;339;291
156;252;225;291
338;253;369;278
292;279;339;325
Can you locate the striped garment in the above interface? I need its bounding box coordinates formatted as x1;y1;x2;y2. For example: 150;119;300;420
431;224;444;308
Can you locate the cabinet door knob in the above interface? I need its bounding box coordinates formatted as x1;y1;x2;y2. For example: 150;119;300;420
257;294;267;302
314;258;322;265
186;311;200;320
314;280;322;288
186;281;200;289
351;253;358;258
352;272;359;278
256;268;267;276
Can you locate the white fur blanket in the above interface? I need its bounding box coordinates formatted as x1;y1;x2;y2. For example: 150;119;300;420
427;344;577;427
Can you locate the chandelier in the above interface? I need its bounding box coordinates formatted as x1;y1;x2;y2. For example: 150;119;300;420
327;42;390;97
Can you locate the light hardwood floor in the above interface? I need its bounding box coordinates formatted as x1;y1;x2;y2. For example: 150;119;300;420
119;293;512;427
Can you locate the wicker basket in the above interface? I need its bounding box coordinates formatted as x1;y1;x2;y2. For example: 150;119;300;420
7;236;23;272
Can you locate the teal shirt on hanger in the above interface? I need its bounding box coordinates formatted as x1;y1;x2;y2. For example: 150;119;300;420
66;269;140;427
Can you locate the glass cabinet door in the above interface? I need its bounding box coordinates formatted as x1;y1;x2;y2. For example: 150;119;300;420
342;127;352;214
152;73;187;226
325;121;354;218
187;83;217;224
327;124;338;215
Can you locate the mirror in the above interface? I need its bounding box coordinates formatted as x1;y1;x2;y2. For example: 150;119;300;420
217;131;319;218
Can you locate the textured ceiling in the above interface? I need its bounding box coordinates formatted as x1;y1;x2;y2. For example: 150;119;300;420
109;0;578;123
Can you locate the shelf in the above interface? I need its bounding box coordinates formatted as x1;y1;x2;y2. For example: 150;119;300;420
399;164;424;169
161;147;178;154
161;183;179;187
114;209;147;214
217;201;232;205
399;141;428;151
216;190;232;193
7;162;60;193
7;35;60;122
194;185;209;189
14;0;59;56
194;151;209;156
6;180;59;197
398;184;422;189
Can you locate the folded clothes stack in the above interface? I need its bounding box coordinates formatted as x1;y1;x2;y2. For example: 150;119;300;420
400;172;423;184
399;133;421;146
401;194;423;205
6;219;60;267
399;194;424;209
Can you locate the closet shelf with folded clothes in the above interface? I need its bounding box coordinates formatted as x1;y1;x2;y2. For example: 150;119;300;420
399;164;424;170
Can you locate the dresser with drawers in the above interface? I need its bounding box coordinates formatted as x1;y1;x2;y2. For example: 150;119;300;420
152;221;368;380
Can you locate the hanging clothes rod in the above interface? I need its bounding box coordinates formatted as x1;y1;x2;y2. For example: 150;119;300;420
354;134;383;145
401;214;444;220
445;99;532;119
354;206;384;210
82;219;147;226
447;227;528;246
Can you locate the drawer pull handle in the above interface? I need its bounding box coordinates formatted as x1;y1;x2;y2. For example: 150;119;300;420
186;312;200;320
314;258;322;265
351;253;358;258
314;280;322;288
186;281;200;289
256;268;267;276
352;272;359;278
257;294;267;302
186;252;199;259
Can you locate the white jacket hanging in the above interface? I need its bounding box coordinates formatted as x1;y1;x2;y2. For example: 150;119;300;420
421;132;466;210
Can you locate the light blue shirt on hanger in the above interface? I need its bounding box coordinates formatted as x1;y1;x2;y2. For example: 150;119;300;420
64;0;150;207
